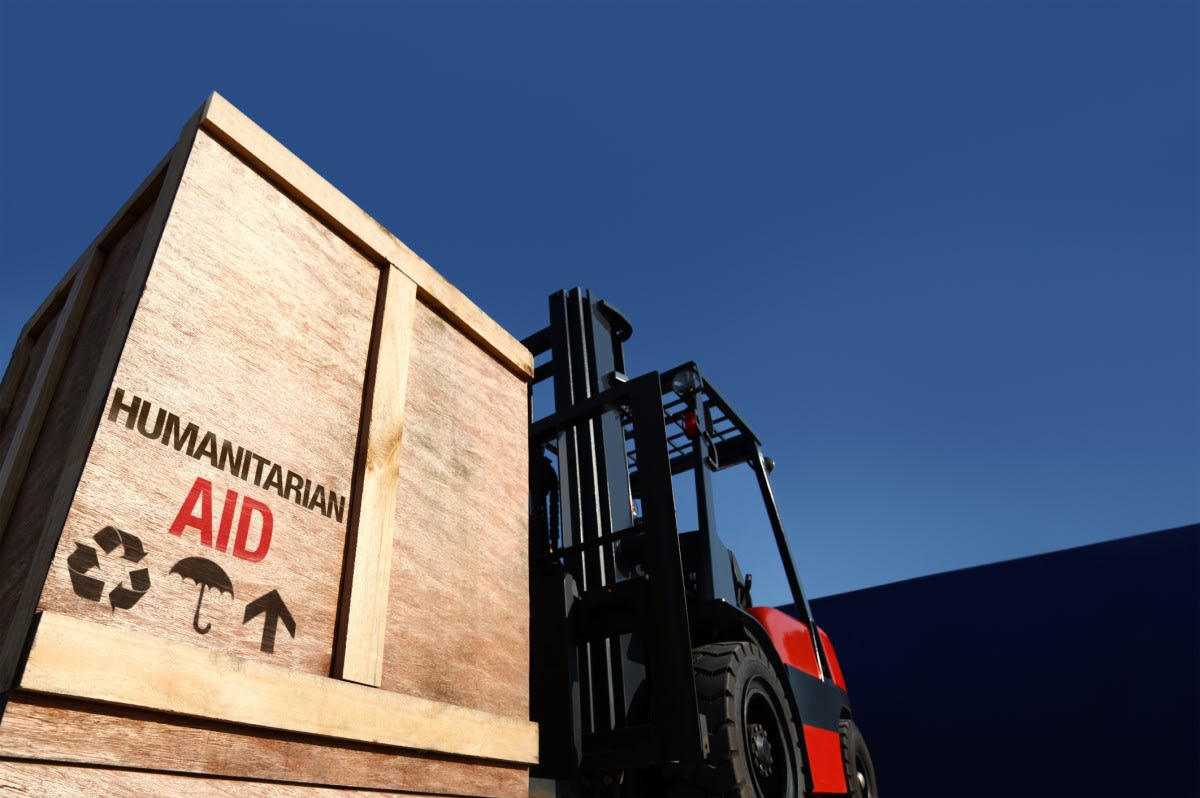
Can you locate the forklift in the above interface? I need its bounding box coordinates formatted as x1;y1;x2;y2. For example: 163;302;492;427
524;289;878;798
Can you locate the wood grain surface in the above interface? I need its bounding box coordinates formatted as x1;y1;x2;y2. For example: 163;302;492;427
337;265;417;687
382;304;530;718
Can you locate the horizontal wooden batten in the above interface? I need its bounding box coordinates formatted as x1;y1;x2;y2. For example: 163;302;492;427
0;693;529;796
197;92;532;381
18;612;539;766
0;760;457;798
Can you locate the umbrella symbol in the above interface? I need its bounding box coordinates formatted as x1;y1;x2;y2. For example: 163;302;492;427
169;557;234;635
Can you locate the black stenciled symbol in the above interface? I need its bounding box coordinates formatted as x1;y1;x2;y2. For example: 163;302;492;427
243;589;296;653
66;526;151;610
169;557;234;635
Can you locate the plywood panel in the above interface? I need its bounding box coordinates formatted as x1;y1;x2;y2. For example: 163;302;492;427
37;130;379;675
382;304;529;718
0;694;528;797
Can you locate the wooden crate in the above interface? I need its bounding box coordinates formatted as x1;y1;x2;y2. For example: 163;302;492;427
0;93;535;797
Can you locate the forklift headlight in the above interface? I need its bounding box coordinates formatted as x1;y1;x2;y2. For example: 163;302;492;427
671;367;702;397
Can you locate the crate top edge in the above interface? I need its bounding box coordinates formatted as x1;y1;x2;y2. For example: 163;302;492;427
191;92;532;381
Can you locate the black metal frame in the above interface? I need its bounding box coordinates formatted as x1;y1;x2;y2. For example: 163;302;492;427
658;361;832;682
525;289;829;788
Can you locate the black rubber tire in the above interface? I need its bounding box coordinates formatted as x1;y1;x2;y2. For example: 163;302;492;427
840;720;878;798
683;641;805;798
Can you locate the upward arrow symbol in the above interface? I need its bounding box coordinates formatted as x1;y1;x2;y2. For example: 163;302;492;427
243;589;296;653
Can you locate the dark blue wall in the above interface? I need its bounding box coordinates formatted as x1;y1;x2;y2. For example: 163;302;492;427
806;525;1199;798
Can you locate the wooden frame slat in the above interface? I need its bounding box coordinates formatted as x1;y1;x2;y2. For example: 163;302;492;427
19;612;539;766
337;265;417;686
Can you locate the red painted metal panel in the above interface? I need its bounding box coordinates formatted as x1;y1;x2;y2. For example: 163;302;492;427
748;606;820;679
804;724;848;794
818;626;847;691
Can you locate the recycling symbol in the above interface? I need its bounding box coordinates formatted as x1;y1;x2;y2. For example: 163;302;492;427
67;525;151;610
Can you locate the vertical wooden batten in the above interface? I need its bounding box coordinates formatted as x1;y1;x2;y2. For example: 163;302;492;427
337;265;417;686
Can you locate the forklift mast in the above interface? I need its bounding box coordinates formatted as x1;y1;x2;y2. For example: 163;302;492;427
525;289;703;782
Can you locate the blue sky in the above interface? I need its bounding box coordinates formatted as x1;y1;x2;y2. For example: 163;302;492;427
2;1;1196;603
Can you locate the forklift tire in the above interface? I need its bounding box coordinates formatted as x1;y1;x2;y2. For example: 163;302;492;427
840;720;877;798
684;641;804;798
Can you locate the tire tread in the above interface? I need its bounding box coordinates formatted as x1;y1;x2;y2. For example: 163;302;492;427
672;641;804;798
